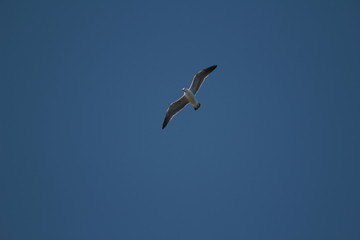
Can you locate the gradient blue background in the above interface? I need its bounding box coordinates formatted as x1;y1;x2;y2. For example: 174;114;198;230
1;0;360;239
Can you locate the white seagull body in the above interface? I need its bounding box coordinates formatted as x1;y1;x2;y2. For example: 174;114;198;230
162;65;217;129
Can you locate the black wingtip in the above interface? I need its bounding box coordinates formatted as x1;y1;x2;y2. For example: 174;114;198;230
207;65;217;72
162;120;168;129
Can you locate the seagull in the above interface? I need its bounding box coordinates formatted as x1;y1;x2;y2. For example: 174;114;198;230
162;65;217;129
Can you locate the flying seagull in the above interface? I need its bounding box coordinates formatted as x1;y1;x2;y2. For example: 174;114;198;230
162;65;217;129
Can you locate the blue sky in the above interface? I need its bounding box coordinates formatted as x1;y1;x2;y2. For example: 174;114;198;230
1;0;360;239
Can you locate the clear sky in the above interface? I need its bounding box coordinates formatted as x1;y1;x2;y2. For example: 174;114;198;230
1;0;360;239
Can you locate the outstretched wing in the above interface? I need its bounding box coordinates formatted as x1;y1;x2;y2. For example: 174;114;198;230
162;96;189;129
189;65;217;94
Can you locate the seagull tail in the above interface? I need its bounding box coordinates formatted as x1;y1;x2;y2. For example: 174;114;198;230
194;103;201;111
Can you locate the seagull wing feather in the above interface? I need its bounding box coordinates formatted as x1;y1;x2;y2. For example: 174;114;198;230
162;96;189;129
189;65;217;94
